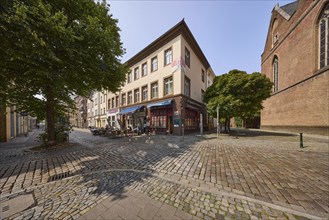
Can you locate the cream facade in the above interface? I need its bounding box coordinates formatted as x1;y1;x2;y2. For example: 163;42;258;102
0;104;36;142
105;20;215;135
87;91;108;128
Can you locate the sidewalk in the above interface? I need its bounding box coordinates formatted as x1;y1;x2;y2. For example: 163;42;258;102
78;187;200;220
0;128;43;149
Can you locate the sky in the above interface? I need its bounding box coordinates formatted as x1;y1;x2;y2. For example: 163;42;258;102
108;0;294;75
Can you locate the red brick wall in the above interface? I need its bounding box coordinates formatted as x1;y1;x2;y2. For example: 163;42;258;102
261;1;329;135
261;71;329;135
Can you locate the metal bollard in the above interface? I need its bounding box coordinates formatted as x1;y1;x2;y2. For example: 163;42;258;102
300;133;303;148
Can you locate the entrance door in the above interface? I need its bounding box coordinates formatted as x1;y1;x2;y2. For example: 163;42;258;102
168;116;173;134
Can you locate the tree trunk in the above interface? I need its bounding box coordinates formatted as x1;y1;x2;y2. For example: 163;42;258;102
224;118;227;132
225;117;231;132
45;84;56;146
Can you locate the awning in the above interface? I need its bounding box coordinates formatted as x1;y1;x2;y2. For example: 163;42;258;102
147;100;172;108
118;106;143;115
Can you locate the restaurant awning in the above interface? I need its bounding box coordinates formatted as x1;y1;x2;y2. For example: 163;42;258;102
118;106;143;115
147;100;172;108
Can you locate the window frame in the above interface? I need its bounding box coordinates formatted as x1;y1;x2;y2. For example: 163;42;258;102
273;57;279;92
127;91;132;105
134;88;140;103
184;76;191;97
151;81;159;99
318;4;329;69
115;96;119;107
151;56;158;72
185;47;190;68
164;47;173;66
142;62;148;77
141;85;148;101
127;71;132;83
164;76;173;96
134;67;139;81
121;93;126;106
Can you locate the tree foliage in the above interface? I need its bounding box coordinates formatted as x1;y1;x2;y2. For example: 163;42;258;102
204;69;273;130
0;0;127;144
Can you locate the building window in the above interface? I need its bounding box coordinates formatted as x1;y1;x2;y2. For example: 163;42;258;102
121;93;126;106
164;48;172;66
151;116;166;128
151;82;158;99
103;108;105;115
184;76;190;97
142;85;148;101
185;47;190;68
142;62;147;77
201;89;205;102
134;67;139;80
134;88;140;103
127;91;132;105
319;4;329;69
273;57;279;92
95;109;97;116
272;19;279;47
201;69;205;82
109;115;116;127
164;76;173;96
115;96;119;107
111;98;114;108
127;71;132;83
151;56;158;72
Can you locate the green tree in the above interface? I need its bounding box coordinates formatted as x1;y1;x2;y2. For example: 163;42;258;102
0;0;127;145
204;69;273;131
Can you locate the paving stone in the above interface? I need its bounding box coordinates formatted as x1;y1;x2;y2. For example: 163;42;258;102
1;129;328;220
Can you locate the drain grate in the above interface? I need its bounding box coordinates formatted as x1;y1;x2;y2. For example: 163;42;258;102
2;205;9;212
48;171;73;182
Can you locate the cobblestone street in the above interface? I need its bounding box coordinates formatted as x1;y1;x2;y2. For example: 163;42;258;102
0;128;328;219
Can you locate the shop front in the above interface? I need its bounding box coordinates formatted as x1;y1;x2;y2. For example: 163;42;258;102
118;105;146;131
184;100;206;133
147;100;174;134
107;108;120;129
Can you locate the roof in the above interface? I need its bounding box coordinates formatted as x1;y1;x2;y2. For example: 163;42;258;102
280;1;298;17
126;19;210;69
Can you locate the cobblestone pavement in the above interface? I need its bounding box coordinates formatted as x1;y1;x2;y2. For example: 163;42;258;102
0;128;328;219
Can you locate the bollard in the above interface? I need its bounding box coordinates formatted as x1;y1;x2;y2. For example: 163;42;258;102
300;133;303;148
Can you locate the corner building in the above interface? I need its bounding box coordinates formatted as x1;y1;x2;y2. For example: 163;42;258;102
107;20;215;135
261;0;329;135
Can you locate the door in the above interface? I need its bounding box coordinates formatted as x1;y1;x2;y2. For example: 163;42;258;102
168;116;173;134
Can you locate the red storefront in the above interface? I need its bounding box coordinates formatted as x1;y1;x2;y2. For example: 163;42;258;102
147;100;174;134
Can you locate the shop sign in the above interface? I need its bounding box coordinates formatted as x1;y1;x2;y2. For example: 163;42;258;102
20;112;28;116
108;108;119;115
